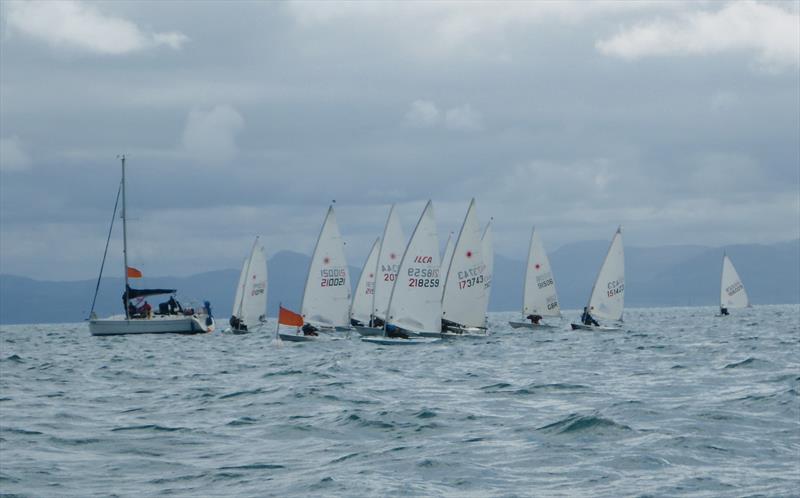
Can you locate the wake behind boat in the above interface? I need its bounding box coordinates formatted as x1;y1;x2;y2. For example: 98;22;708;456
570;226;625;332
88;156;214;336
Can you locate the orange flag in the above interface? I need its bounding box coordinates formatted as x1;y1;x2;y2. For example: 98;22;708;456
278;306;303;327
127;266;142;278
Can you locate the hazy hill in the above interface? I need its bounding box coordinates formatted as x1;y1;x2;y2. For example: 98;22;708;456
1;240;797;325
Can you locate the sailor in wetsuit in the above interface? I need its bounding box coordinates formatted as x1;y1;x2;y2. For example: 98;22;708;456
385;323;409;339
302;323;319;336
581;307;600;326
720;307;729;316
526;314;543;325
229;315;247;331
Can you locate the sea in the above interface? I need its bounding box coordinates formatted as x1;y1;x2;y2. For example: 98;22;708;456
1;305;798;497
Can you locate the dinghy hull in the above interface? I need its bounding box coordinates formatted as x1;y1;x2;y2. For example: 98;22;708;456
570;323;621;332
508;321;557;329
278;332;319;342
361;336;440;346
353;326;383;337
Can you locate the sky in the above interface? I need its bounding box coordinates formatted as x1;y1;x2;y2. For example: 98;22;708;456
1;0;798;281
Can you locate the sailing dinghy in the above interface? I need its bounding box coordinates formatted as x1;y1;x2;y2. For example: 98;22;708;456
570;227;625;331
362;201;441;345
299;205;352;334
228;237;267;333
275;304;321;342
438;199;490;338
718;252;749;316
350;237;380;328
509;228;561;329
353;205;405;337
88;156;215;336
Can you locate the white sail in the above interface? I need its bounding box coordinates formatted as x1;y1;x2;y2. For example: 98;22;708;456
237;238;267;328
301;206;351;327
441;199;488;327
482;220;494;296
351;237;380;325
372;205;405;321
439;233;454;299
522;228;561;317
232;257;247;318
386;200;441;333
586;227;625;321
720;254;749;309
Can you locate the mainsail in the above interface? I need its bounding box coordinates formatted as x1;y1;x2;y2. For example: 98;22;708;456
233;237;267;328
439;233;454;299
386;201;441;333
720;253;749;309
301;206;351;327
441;199;488;328
372;205;405;322
351;237;380;325
586;227;625;321
482;220;494;298
522;228;561;317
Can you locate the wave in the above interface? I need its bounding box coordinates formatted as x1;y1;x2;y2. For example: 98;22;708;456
110;424;187;432
219;388;263;400
723;357;768;369
537;412;632;435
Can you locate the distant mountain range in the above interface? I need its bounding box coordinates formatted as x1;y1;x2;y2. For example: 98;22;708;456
1;239;797;325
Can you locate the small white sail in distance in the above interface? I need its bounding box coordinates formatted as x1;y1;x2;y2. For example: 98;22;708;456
372;205;405;321
386;200;441;333
482;220;494;294
439;233;454;299
351;237;380;325
233;237;268;329
441;199;488;328
301;206;351;327
522;227;560;317
586;226;625;321
720;253;749;309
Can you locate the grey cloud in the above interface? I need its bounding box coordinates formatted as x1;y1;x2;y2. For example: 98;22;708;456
180;105;245;165
0;136;32;172
0;1;797;280
3;0;188;55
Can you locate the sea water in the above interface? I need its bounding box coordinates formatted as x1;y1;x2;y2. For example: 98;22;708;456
1;305;798;497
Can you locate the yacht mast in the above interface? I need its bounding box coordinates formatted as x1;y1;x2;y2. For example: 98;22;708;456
121;155;130;319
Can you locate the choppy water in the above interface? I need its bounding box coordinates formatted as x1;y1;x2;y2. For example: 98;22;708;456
1;305;798;497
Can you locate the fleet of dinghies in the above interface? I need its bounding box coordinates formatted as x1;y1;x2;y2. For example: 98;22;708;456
88;159;752;338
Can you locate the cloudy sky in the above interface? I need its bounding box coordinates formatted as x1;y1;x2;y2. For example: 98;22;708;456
1;0;798;280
